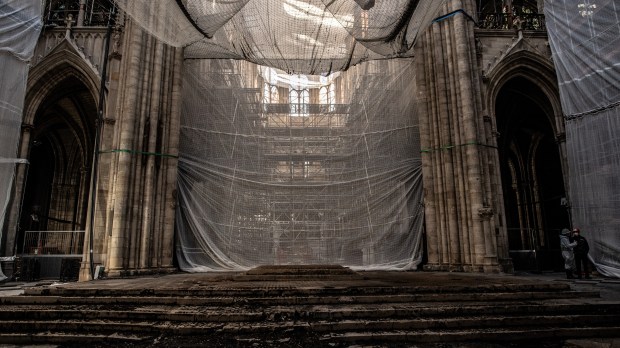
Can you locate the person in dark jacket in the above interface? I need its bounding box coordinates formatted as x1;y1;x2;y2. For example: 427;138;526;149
572;228;591;279
559;228;577;279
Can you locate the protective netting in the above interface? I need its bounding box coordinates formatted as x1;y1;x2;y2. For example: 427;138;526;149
545;0;620;278
0;0;42;281
114;0;444;74
176;59;424;271
112;0;438;271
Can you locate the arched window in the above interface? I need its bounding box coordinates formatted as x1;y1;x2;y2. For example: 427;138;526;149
290;88;309;116
361;10;369;39
263;83;270;104
319;86;328;105
319;85;337;112
329;83;336;111
263;83;279;104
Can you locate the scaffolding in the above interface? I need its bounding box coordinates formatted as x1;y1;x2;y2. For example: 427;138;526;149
176;59;424;271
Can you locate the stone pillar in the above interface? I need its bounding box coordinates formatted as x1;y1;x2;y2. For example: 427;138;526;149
417;0;512;273
2;124;33;257
100;20;181;278
77;0;87;27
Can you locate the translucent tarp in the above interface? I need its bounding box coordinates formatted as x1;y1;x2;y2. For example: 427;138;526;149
113;0;439;271
114;0;444;74
545;0;620;278
176;59;424;271
0;0;42;281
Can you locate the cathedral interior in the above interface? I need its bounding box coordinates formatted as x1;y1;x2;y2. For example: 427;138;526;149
1;0;618;282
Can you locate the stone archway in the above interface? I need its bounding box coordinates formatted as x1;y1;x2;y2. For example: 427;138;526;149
16;70;97;260
494;76;569;271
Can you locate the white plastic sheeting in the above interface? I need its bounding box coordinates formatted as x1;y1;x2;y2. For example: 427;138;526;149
545;0;620;278
114;0;444;74
113;0;438;271
176;59;424;271
0;0;42;282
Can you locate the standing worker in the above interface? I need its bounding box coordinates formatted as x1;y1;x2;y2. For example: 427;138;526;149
572;228;591;279
559;228;577;279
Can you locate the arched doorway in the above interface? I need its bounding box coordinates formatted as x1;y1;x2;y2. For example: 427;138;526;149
495;76;569;271
17;74;96;259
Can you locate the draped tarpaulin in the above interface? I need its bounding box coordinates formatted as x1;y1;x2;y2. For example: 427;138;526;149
0;0;42;281
114;0;444;75
113;0;442;271
545;0;620;278
176;59;425;271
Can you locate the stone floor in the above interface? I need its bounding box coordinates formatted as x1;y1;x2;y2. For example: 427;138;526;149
3;269;619;299
1;269;620;347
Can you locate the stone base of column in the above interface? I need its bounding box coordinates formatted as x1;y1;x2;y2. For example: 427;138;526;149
424;262;510;274
498;258;514;274
482;264;503;273
78;261;93;282
105;266;177;278
462;265;485;272
423;263;451;272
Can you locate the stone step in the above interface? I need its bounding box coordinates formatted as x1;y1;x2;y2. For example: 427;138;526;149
321;326;620;345
2;314;620;336
2;270;617;346
22;282;574;297
2;314;619;336
6;326;618;348
236;265;365;281
0;333;150;346
0;290;601;306
1;315;619;346
0;302;617;322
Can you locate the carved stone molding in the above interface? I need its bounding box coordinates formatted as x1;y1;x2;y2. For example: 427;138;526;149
478;207;494;219
556;132;566;143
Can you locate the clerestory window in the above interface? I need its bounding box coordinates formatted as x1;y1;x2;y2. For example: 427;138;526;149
263;83;279;104
290;88;309;116
319;84;336;112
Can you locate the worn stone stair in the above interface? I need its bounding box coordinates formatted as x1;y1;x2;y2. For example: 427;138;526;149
0;266;619;347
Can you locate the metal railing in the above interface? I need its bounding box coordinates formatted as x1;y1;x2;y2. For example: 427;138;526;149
22;230;85;256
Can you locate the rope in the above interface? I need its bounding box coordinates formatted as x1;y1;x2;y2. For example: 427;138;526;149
432;9;477;25
565;101;620;121
421;141;497;153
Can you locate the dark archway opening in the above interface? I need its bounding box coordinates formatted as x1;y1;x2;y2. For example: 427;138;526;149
496;76;569;272
17;75;96;257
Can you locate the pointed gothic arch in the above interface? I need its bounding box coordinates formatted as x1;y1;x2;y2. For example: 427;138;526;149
6;43;100;260
486;51;569;271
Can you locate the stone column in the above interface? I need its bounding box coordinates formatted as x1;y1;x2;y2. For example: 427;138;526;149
417;0;512;273
158;48;183;269
102;20;181;278
2;124;33;257
77;0;87;27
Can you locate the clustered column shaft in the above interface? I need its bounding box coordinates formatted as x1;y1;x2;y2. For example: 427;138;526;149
92;20;181;278
417;0;510;272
